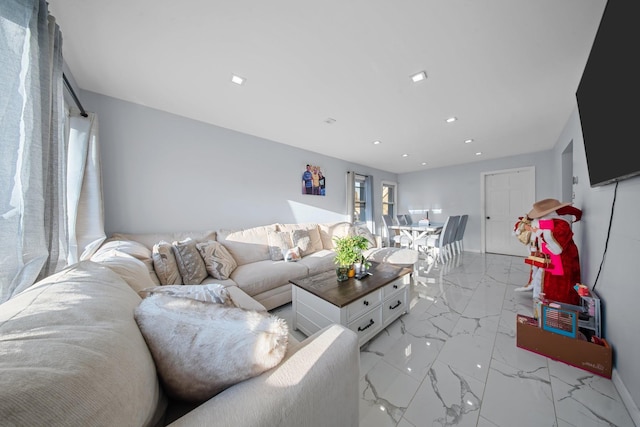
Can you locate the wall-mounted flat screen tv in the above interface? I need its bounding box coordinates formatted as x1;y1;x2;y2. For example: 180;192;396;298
576;0;639;187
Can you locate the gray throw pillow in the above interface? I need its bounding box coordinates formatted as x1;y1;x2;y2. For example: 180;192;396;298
171;238;208;285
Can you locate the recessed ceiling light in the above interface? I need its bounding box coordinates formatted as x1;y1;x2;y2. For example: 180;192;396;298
231;74;245;85
324;118;336;124
465;139;474;144
475;152;482;156
373;140;381;145
410;71;427;83
446;117;457;123
421;162;427;166
402;154;409;158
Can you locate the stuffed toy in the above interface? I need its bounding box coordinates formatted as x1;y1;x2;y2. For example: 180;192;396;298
513;216;543;298
524;199;582;306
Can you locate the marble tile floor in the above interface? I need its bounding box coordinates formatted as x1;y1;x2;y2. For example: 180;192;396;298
269;252;635;427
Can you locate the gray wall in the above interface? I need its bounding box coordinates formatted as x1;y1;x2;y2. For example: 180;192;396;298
80;91;398;236
397;150;557;253
558;107;640;414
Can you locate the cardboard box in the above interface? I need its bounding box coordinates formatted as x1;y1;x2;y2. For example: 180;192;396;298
516;314;612;378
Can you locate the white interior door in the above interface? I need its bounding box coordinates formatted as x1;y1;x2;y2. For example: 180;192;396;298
483;167;535;256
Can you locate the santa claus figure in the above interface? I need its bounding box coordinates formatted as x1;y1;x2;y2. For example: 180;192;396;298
525;199;582;306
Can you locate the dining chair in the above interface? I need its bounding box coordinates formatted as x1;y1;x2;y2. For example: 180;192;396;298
382;215;410;248
453;214;468;254
442;215;460;260
417;215;459;263
397;215;408;226
404;214;413;225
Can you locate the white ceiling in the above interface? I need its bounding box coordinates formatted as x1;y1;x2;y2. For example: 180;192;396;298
48;0;606;174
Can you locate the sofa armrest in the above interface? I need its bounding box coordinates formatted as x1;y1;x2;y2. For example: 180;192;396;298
167;324;359;427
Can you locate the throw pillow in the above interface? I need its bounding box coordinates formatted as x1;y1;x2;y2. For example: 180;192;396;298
267;230;292;261
171;238;208;285
138;283;235;307
352;225;377;249
290;229;313;256
284;246;301;262
152;241;182;285
134;294;288;402
195;240;238;280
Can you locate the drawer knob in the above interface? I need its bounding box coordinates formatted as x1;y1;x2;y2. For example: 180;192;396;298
393;284;398;289
389;300;402;310
357;319;375;332
363;300;369;306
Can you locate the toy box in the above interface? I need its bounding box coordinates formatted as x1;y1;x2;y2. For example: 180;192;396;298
516;314;612;378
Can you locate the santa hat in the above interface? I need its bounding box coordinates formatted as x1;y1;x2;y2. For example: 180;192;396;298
556;205;582;222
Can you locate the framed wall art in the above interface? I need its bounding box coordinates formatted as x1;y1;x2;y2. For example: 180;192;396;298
301;164;326;196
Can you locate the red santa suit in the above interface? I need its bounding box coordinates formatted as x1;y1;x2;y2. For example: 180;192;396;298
528;200;582;306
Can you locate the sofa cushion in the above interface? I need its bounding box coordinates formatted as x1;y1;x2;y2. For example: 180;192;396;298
172;238;208;285
134;294;288;402
196;240;237;280
216;225;276;266
152;241;182;285
318;222;352;250
111;230;217;251
296;249;337;275
363;247;419;266
139;283;235;307
278;223;323;254
0;261;165;427
91;249;157;293
267;230;292;261
230;259;308;297
93;238;159;284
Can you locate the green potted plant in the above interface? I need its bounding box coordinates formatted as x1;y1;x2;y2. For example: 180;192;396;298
333;235;369;281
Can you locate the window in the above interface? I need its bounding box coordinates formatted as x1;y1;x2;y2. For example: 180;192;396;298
354;174;367;223
347;172;372;226
382;182;397;219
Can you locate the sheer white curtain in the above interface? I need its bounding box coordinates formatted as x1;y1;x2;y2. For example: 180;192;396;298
67;112;105;264
0;0;77;303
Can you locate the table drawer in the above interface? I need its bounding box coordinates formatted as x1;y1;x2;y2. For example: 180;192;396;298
383;294;407;325
348;307;383;344
347;290;382;321
383;276;409;298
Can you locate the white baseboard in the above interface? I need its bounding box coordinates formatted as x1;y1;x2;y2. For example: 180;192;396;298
613;368;640;427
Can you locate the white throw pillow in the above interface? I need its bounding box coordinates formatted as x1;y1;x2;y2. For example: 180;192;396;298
290;229;313;256
138;283;235;307
196;240;238;280
134;295;288;402
267;230;292;261
284;246;301;262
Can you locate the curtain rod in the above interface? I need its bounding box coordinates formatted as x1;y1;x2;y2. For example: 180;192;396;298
62;73;88;117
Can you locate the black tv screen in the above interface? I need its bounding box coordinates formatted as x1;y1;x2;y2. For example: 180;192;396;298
576;0;639;187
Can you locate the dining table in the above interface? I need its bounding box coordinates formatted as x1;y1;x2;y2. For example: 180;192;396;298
388;222;444;249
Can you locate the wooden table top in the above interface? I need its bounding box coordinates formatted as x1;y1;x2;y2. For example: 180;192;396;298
289;262;412;308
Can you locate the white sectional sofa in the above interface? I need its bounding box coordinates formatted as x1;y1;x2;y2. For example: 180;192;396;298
0;220;417;426
108;221;419;310
0;260;361;427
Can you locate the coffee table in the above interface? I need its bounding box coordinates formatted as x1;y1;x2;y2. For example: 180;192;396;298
290;262;412;346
